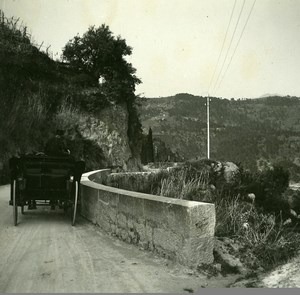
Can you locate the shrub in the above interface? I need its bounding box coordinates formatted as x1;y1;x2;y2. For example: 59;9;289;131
241;165;290;216
215;195;300;270
155;169;211;201
147;164;212;201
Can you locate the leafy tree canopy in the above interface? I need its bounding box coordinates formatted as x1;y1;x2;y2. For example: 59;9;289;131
62;24;141;102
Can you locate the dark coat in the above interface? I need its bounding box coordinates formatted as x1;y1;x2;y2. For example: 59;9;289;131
45;136;69;156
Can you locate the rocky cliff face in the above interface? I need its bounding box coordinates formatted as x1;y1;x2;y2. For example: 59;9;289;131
0;102;141;184
53;101;140;173
77;103;133;169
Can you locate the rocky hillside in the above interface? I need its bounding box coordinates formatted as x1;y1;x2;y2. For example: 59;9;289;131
58;103;139;170
138;93;300;181
0;12;143;183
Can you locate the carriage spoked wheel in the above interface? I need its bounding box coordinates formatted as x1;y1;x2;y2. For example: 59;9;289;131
71;181;79;226
12;180;18;226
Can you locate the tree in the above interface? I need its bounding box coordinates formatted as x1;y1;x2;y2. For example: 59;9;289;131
62;24;140;102
62;24;143;160
141;127;154;164
147;127;154;163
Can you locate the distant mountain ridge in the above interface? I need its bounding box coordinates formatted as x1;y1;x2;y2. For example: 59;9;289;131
138;93;300;181
259;93;282;98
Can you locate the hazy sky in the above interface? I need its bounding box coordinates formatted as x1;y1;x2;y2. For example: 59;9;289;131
1;0;300;99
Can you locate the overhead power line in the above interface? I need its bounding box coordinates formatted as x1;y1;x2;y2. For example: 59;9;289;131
207;0;237;94
216;0;257;92
204;0;256;160
211;0;246;96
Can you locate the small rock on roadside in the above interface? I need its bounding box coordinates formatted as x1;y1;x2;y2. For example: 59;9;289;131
230;277;263;288
214;239;248;275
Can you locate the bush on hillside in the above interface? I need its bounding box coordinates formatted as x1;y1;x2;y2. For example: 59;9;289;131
215;196;300;270
108;159;291;215
241;165;290;216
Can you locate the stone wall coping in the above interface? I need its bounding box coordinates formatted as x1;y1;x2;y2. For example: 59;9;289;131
81;170;213;209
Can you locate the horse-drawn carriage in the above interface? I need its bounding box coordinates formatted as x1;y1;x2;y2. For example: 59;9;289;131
9;154;85;226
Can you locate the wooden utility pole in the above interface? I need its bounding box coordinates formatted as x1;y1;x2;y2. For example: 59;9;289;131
207;95;210;159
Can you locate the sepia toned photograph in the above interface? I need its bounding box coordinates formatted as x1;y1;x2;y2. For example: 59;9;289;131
1;0;300;292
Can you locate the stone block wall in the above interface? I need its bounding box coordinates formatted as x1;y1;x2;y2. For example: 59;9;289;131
80;170;216;268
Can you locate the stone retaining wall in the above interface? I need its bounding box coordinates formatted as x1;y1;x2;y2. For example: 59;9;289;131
80;170;216;268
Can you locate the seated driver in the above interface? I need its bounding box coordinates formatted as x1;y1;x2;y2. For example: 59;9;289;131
44;129;70;210
45;129;70;157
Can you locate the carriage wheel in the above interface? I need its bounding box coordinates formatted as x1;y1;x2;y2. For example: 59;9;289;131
13;180;18;226
71;181;79;226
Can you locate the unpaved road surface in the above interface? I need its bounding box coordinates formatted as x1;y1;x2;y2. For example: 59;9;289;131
261;256;300;288
0;185;237;292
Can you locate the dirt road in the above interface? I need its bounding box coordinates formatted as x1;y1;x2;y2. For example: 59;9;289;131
0;184;238;292
260;256;300;288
